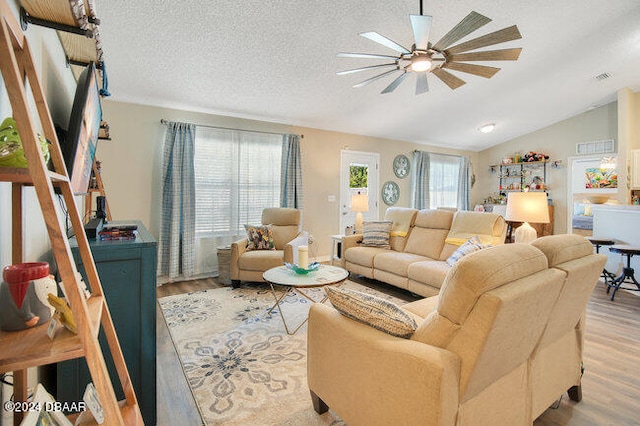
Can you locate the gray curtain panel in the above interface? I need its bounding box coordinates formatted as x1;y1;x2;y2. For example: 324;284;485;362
411;150;430;209
280;134;303;208
457;156;471;211
159;121;196;279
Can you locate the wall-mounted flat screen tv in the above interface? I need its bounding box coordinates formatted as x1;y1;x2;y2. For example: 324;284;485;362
62;63;102;195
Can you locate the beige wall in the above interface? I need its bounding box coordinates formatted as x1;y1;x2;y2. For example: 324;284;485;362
476;102;618;234
99;100;478;260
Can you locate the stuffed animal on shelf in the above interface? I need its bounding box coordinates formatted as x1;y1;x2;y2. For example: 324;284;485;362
522;151;550;162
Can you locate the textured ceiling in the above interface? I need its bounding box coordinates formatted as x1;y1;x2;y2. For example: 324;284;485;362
97;0;640;151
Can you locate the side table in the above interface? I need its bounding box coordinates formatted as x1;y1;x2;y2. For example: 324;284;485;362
217;246;231;285
330;234;345;265
263;265;349;334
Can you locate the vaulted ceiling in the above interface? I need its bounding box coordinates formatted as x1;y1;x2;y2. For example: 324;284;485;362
98;0;640;151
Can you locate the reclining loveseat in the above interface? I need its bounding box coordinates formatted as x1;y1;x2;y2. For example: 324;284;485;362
342;207;507;296
308;234;606;425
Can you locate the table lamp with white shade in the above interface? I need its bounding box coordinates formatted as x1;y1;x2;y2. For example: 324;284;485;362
505;191;550;243
351;192;369;234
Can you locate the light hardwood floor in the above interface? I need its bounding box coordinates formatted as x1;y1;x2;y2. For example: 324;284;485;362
155;277;640;425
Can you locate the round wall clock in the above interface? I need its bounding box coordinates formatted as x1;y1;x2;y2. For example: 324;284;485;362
382;181;400;205
393;154;410;178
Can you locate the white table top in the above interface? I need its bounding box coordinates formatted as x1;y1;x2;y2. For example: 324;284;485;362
263;264;348;288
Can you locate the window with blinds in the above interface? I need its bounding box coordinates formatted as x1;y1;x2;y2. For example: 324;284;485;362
194;128;282;238
429;153;461;209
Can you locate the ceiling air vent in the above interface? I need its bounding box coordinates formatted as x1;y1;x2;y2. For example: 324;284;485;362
576;139;615;155
594;72;612;81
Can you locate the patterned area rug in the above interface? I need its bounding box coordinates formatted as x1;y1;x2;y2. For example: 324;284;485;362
158;280;409;425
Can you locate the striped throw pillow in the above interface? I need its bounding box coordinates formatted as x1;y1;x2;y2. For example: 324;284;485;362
361;220;392;249
446;235;490;266
325;287;417;338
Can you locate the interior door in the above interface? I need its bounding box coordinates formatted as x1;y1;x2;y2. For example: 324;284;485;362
566;155;617;236
340;150;380;234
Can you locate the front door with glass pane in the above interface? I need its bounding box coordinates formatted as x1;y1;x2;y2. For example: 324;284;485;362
340;150;380;234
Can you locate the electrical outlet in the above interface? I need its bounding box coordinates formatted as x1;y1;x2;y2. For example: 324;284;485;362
308;234;314;245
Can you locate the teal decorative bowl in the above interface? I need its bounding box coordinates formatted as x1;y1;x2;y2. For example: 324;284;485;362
284;262;320;274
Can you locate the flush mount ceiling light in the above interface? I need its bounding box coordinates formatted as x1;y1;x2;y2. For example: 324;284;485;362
410;53;432;72
478;123;496;133
337;0;522;95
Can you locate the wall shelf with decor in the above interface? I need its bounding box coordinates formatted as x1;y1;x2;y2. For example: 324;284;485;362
20;0;111;129
490;160;549;194
20;0;105;82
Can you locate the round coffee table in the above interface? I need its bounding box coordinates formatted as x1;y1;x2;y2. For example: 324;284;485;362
263;264;348;335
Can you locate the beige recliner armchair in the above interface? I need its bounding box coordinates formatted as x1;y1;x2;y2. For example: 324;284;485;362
230;207;305;288
308;234;605;425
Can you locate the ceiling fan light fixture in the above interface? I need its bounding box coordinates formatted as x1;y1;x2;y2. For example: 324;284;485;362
478;123;496;133
410;55;432;72
337;0;521;95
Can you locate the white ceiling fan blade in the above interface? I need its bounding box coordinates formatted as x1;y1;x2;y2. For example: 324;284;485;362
337;63;398;76
360;31;410;54
410;15;433;50
337;52;400;60
415;72;429;94
353;68;400;88
381;72;409;94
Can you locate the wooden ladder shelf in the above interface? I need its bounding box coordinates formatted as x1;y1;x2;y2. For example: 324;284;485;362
0;2;141;425
84;158;112;223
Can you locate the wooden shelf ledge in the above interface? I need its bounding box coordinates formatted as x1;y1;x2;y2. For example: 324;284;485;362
20;0;104;83
0;167;69;184
0;295;103;372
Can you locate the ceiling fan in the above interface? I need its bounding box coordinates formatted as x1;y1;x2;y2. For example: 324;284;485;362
337;1;523;94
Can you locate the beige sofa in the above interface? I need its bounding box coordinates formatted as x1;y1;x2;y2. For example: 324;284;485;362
343;208;507;297
230;208;304;287
308;234;606;425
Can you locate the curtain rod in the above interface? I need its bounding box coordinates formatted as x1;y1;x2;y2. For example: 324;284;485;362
160;119;303;139
413;150;463;158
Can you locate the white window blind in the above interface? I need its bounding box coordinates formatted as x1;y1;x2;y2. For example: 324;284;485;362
194;128;282;239
429;153;461;209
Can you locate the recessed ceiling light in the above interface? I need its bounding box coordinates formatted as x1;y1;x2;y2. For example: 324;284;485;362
478;123;495;133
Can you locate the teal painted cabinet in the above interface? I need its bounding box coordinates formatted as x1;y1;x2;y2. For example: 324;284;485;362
57;221;157;425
